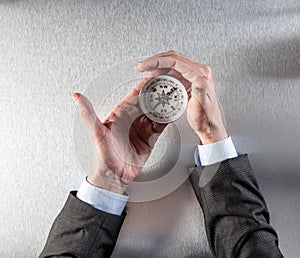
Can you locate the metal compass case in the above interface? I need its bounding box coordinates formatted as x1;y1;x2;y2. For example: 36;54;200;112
139;75;188;124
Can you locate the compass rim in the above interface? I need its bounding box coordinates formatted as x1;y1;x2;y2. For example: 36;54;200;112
139;75;188;124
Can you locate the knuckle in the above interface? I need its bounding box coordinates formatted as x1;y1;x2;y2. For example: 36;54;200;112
203;64;212;74
167;50;178;55
194;75;210;88
195;64;212;80
202;74;210;81
195;72;208;81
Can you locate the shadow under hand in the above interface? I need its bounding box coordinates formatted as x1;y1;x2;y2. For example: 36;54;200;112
134;123;181;182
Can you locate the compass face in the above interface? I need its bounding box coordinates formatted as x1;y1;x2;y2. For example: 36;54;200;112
139;75;188;124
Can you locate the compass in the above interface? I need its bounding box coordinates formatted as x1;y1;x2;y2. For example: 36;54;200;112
139;75;188;124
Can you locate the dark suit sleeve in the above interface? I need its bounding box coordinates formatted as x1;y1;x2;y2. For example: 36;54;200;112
189;154;284;258
39;191;126;258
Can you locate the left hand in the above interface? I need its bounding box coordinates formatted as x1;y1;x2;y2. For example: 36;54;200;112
73;78;166;194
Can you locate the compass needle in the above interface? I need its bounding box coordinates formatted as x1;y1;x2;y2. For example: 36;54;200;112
166;87;178;96
139;75;188;124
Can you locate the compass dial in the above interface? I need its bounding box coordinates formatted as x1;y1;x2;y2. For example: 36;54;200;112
139;75;188;124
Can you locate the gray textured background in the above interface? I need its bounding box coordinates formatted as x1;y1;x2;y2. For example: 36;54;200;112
0;0;300;257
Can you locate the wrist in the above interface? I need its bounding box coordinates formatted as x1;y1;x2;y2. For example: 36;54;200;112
87;168;129;195
196;126;228;145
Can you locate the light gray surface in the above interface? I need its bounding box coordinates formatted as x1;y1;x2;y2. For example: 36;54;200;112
0;0;299;257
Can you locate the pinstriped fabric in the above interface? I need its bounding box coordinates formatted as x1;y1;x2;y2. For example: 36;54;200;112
39;191;126;258
40;155;284;257
190;155;284;258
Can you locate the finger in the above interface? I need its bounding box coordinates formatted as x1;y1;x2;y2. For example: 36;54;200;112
129;116;152;154
136;51;211;88
186;87;192;100
148;68;171;77
129;124;151;155
72;93;95;126
166;69;192;89
72;93;106;140
137;54;207;79
149;122;167;148
147;68;191;90
121;77;151;104
135;116;154;144
152;122;167;133
131;116;165;147
156;50;202;69
136;54;176;72
102;77;150;123
136;50;202;71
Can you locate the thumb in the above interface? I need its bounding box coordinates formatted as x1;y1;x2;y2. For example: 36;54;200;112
72;92;106;140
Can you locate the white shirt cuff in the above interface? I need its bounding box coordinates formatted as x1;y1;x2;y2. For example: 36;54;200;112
194;136;238;166
76;177;128;216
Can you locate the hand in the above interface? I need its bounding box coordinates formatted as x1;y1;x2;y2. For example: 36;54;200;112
135;50;228;144
73;78;166;194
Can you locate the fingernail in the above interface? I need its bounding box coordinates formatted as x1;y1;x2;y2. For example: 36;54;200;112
140;71;151;77
135;62;143;69
72;93;80;101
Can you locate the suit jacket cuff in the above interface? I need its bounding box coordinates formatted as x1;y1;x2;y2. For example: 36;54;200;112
39;191;126;258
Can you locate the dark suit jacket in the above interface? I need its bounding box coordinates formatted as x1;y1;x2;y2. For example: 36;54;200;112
39;155;284;258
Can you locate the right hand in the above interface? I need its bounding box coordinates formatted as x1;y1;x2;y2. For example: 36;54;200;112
135;50;228;144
